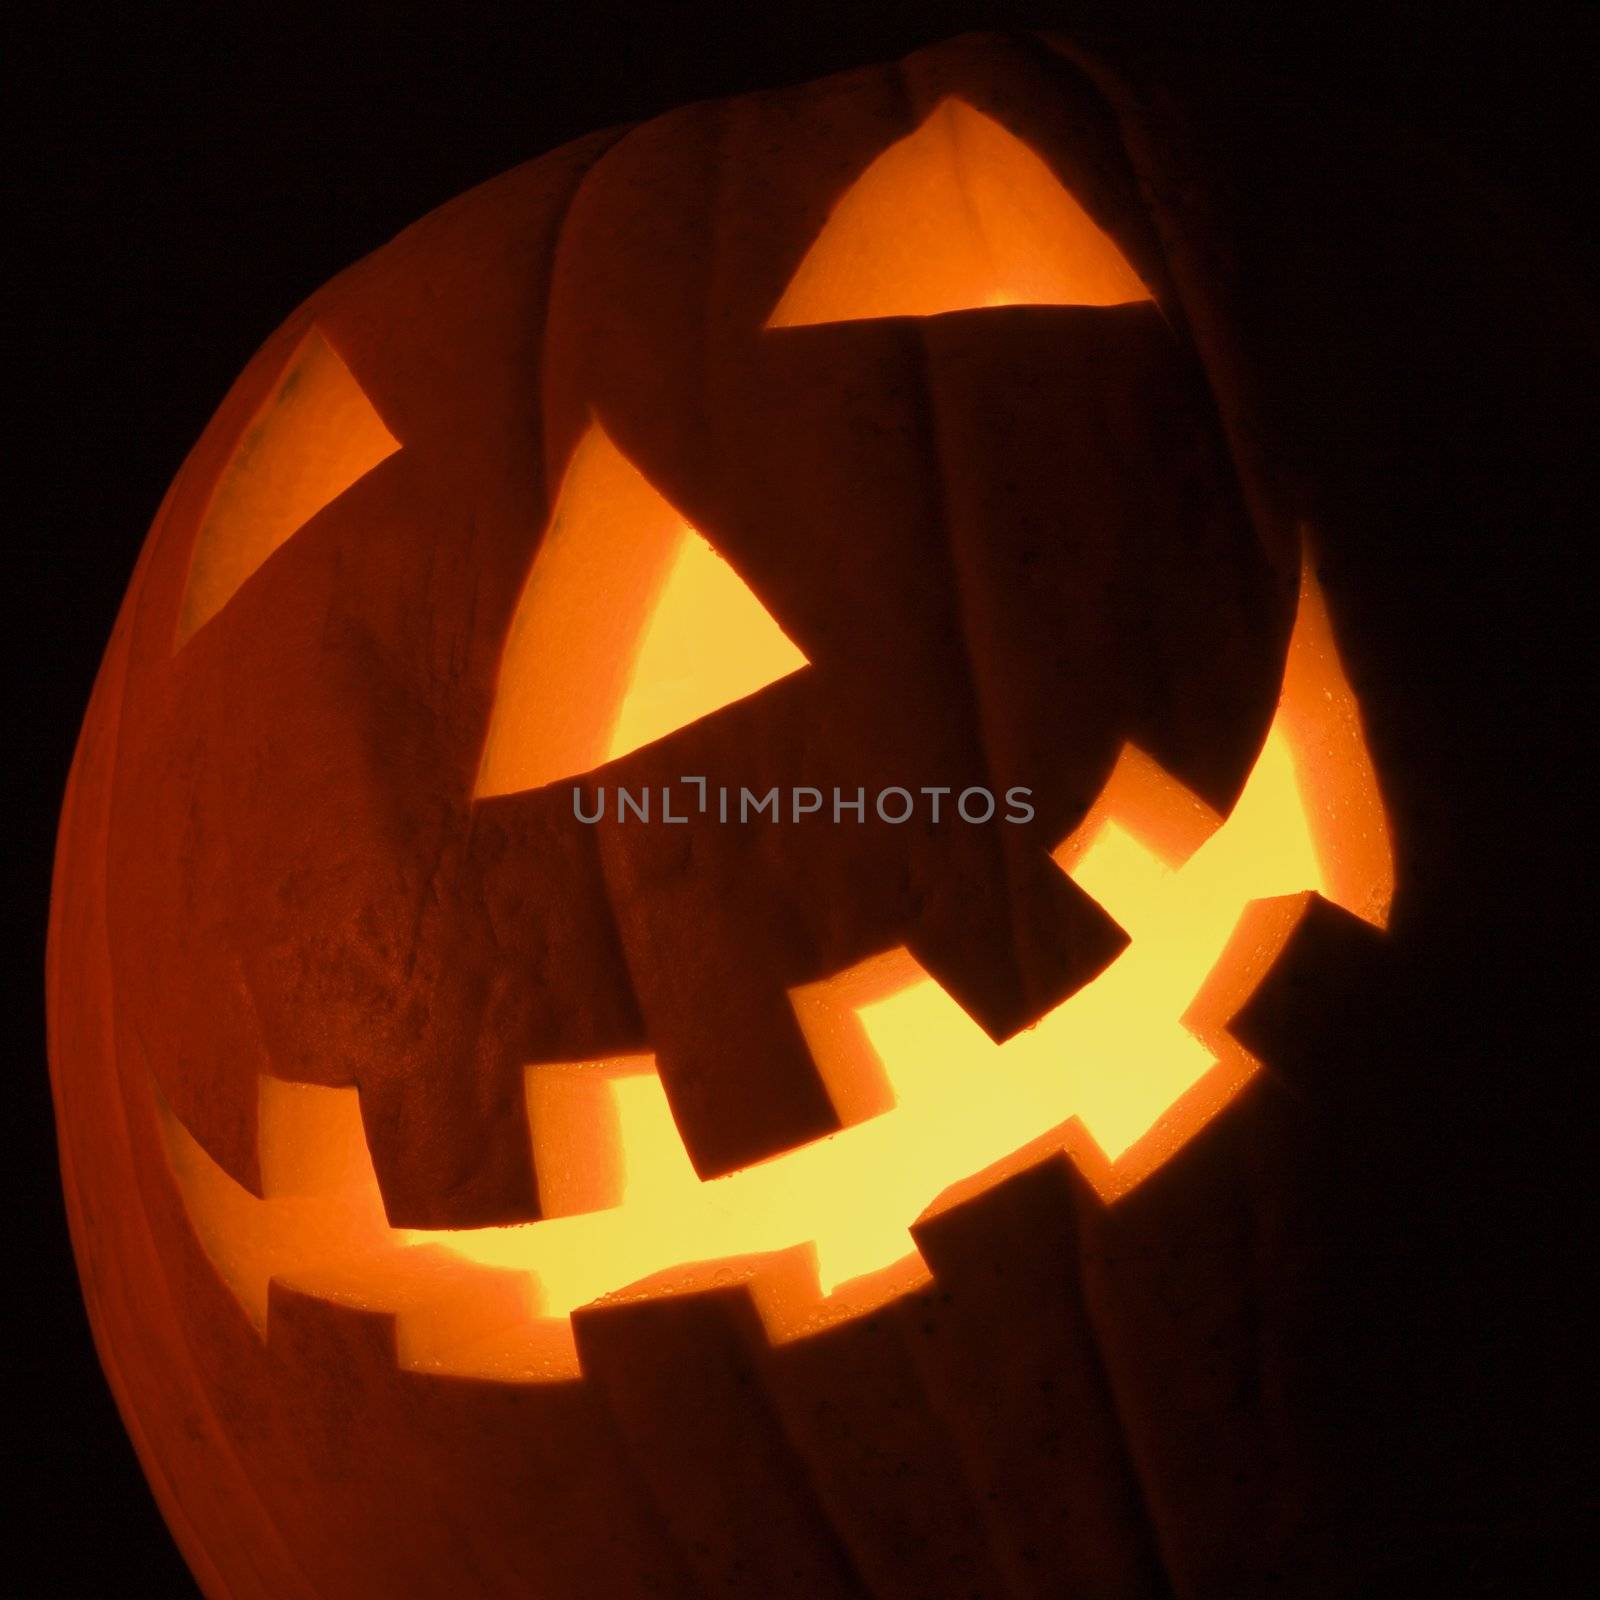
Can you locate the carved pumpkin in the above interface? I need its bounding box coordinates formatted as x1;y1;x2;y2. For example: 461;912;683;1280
49;33;1401;1599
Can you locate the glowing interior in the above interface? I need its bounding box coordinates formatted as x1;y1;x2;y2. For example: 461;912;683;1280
162;566;1391;1381
176;329;399;646
768;98;1151;328
476;423;808;798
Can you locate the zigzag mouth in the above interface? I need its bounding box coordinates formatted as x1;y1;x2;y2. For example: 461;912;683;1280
159;564;1391;1383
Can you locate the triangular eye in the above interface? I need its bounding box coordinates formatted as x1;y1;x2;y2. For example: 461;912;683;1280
476;424;808;799
176;328;399;646
768;98;1151;328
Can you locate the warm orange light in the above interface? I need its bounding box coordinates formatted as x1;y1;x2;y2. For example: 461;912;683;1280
162;562;1391;1381
768;98;1151;327
475;423;807;798
176;329;399;646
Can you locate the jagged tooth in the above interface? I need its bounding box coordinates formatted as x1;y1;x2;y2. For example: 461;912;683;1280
357;1060;539;1230
259;1240;545;1382
597;808;843;1178
572;1261;869;1600
1230;891;1395;1105
522;1056;645;1217
262;1283;699;1599
759;1303;1012;1599
907;837;1129;1042
1066;1102;1294;1596
903;1153;1171;1598
267;1277;401;1370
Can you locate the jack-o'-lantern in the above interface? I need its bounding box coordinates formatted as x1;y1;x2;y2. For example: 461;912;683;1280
49;33;1396;1600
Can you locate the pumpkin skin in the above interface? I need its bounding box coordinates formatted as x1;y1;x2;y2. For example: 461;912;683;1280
45;29;1437;1600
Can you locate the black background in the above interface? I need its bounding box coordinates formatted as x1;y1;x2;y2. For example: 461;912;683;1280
13;2;1595;1594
